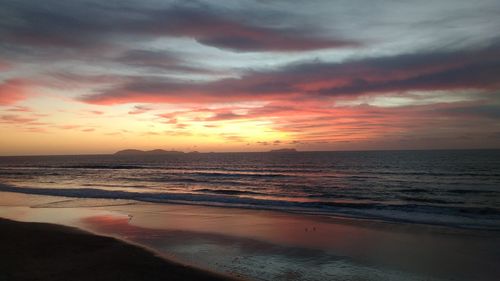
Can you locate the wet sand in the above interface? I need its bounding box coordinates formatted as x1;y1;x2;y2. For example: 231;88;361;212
0;218;234;281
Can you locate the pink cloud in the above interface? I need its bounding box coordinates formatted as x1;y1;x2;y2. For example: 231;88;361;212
0;79;33;105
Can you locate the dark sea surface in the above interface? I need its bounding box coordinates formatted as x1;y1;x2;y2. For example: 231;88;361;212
1;150;499;230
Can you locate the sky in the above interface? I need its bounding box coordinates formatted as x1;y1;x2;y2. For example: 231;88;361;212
1;0;500;155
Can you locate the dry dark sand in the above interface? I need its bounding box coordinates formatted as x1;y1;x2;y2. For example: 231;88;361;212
0;218;235;281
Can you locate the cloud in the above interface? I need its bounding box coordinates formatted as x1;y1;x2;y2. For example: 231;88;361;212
0;79;32;105
206;111;246;121
122;5;359;52
128;105;153;115
316;60;500;97
80;43;500;105
167;13;358;52
116;50;212;73
0;2;357;53
6;106;32;112
431;104;500;119
0;60;11;71
220;134;246;142
0;114;37;124
148;99;500;146
56;125;81;130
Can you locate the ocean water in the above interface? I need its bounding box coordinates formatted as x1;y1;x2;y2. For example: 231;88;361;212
1;150;499;230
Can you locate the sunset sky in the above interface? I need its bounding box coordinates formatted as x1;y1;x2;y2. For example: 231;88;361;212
1;0;500;155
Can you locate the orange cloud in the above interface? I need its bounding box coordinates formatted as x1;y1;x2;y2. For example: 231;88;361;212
0;114;38;124
6;106;32;112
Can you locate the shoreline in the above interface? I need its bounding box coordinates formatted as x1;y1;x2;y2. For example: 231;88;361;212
0;182;498;231
1;191;499;280
0;217;236;281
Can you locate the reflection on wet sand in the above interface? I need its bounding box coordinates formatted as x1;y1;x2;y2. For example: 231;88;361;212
83;204;499;281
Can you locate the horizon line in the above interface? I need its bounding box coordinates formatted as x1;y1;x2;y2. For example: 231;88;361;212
1;147;499;157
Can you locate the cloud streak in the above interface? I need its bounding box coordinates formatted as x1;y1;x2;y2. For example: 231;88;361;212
0;2;357;53
80;43;500;105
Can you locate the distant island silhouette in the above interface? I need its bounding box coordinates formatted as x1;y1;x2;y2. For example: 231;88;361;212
114;148;298;155
114;149;185;156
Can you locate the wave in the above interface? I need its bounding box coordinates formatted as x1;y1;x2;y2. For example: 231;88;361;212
1;183;499;230
1;166;298;179
121;176;262;188
65;165;146;169
194;188;265;196
362;171;500;177
0;165;147;170
398;196;462;204
398;188;429;193
447;189;496;194
178;171;294;179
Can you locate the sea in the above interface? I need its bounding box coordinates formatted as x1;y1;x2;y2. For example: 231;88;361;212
1;149;499;230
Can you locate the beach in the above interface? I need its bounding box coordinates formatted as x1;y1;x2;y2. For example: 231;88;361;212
1;191;499;281
0;217;233;281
